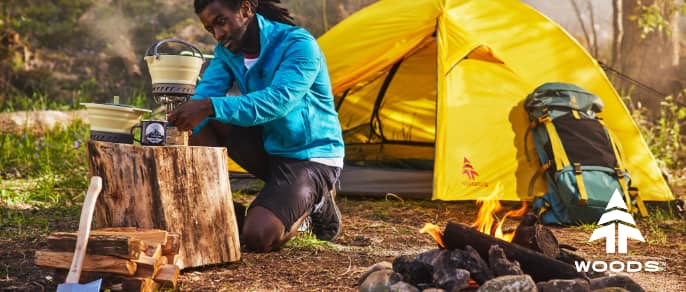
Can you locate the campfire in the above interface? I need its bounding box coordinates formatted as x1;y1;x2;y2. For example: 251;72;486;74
359;200;646;292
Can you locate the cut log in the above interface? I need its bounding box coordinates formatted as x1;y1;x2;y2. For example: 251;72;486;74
46;232;143;260
154;264;180;289
442;222;585;282
162;232;181;256
91;227;168;246
87;141;241;269
134;244;164;278
35;250;136;275
511;224;560;258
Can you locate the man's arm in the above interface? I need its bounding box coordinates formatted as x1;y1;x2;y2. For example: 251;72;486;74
210;36;321;127
169;45;233;131
192;45;234;101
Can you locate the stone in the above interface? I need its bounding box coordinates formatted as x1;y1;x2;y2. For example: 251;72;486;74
390;281;420;292
433;268;470;292
589;275;644;292
488;245;523;276
446;246;494;285
590;288;630;292
358;261;394;286
537;278;591;292
476;275;537;292
416;249;446;266
393;255;434;286
359;269;404;292
421;289;447;292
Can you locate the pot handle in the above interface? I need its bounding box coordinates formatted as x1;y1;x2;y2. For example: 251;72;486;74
144;38;205;62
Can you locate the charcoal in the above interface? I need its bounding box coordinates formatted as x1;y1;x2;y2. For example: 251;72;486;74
432;267;470;292
416;249;446;266
488;245;523;276
445;245;494;284
392;255;433;286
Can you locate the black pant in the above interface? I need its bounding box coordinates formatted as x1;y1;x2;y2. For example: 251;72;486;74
221;125;340;230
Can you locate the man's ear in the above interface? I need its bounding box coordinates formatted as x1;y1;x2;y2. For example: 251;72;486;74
240;0;254;17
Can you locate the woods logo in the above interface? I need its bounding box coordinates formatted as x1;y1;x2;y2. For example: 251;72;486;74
462;157;479;180
462;157;488;188
575;189;660;273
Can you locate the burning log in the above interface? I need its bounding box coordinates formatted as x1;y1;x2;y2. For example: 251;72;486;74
511;223;560;258
442;222;585;282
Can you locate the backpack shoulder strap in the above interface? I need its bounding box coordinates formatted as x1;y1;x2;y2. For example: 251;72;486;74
539;115;571;171
601;119;648;217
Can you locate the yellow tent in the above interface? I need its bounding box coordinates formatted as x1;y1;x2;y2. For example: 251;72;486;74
317;0;674;201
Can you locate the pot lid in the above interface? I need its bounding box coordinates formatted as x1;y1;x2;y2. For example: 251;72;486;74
81;102;151;113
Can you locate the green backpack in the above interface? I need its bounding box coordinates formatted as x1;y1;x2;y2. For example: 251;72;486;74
524;82;647;225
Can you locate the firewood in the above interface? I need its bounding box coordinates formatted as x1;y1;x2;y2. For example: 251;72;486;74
162;232;181;255
511;224;560;257
134;244;164;278
88;141;241;269
35;250;136;275
154;264;180;289
46;232;143;260
441;222;585;282
91;227;168;246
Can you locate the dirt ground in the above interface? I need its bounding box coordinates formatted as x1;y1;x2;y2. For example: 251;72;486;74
1;191;685;291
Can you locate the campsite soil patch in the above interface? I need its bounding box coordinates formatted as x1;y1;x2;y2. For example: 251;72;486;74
1;194;685;291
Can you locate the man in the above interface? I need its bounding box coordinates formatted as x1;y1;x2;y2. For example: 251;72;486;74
168;0;344;252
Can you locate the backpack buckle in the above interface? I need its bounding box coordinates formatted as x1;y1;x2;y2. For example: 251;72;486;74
573;163;582;175
614;167;625;178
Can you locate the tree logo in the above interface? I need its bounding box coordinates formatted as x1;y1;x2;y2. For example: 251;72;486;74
462;157;479;181
588;189;645;254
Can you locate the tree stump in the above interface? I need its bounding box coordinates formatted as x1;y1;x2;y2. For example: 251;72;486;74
87;141;240;269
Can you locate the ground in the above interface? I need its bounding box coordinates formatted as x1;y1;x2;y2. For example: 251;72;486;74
1;187;685;292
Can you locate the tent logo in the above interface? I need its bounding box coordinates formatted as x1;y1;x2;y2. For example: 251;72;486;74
588;189;644;253
574;189;660;273
462;157;479;180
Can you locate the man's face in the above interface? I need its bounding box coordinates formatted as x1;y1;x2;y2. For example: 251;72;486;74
199;0;252;53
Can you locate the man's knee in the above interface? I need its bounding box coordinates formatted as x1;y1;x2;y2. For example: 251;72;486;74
242;206;285;252
242;225;281;252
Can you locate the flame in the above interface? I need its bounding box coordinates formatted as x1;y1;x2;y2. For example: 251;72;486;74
420;223;445;248
471;200;527;242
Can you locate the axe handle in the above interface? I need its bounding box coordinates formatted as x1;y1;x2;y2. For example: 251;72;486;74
65;176;103;284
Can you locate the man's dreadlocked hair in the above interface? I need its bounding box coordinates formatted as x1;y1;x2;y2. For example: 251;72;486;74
194;0;295;26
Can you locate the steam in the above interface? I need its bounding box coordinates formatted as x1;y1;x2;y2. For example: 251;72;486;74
78;0;141;76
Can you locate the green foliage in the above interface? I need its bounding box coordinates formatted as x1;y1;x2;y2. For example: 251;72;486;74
628;94;685;170
631;0;686;38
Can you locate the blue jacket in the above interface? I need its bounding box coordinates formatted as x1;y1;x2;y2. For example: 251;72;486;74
192;14;344;160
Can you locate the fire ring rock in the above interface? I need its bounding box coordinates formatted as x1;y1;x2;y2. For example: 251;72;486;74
476;274;537;292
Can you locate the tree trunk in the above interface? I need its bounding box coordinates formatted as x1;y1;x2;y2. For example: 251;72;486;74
611;0;623;68
619;0;680;109
87;141;240;269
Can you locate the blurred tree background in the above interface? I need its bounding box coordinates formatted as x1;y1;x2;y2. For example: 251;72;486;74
0;0;684;113
0;0;377;110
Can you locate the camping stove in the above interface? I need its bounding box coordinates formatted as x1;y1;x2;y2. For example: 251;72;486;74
144;38;205;114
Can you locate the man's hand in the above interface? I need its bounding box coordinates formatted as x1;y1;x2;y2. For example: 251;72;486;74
168;99;215;131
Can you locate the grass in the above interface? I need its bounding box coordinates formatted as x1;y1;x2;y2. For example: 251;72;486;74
0;121;90;240
285;232;340;253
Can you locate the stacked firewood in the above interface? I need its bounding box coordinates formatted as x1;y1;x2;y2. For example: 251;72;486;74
35;227;181;292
